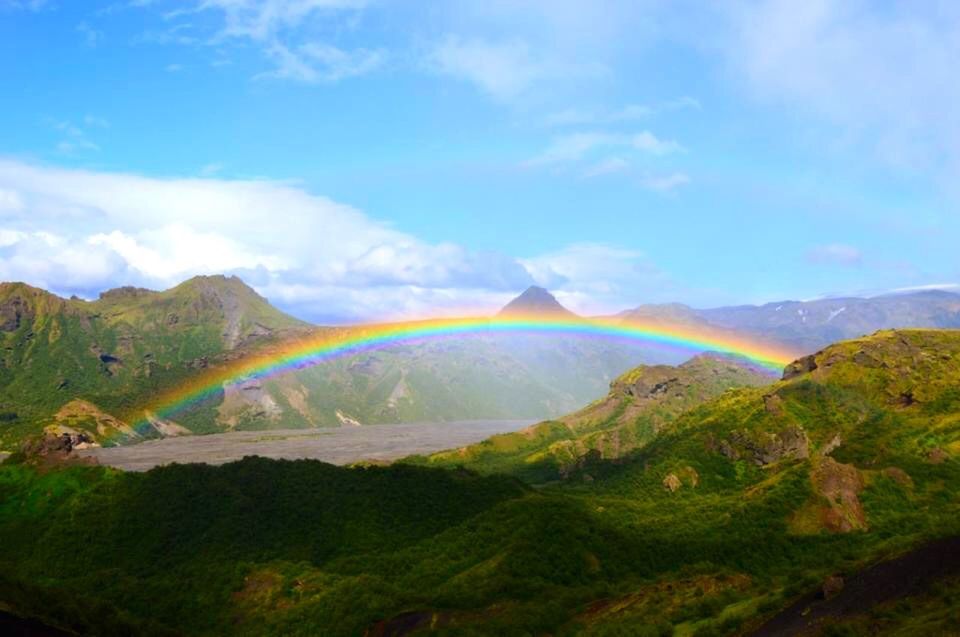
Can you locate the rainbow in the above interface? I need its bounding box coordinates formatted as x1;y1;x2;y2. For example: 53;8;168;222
126;315;800;433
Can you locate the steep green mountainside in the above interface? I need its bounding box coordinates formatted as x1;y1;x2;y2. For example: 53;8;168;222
620;290;960;352
0;276;308;446
1;329;959;635
418;353;773;483
0;279;648;449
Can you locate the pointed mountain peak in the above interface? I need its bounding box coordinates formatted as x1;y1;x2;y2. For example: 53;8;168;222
498;286;577;318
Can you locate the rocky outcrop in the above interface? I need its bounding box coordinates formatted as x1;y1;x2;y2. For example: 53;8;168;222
662;466;699;493
822;575;844;599
98;286;156;301
813;457;867;533
662;473;682;492
0;294;33;332
336;410;363;427
18;431;99;469
782;354;819;380
728;425;810;466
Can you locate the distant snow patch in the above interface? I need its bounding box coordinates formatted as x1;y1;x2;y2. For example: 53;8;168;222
827;307;847;323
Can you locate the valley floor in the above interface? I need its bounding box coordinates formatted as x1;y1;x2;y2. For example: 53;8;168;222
75;420;534;471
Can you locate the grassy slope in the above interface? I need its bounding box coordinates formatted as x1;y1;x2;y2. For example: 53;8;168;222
1;329;959;635
414;354;773;483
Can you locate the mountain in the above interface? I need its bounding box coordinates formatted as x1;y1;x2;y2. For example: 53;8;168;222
498;285;577;317
0;276;309;446
2;329;959;635
420;352;773;482
0;278;648;450
619;290;960;352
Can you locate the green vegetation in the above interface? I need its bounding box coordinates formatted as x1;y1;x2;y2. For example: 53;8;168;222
1;329;959;635
415;353;772;483
0;278;647;451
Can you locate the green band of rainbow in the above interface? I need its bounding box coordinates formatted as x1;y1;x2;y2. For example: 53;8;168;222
129;316;799;432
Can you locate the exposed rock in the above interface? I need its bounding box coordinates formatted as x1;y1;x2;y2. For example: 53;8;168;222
0;295;32;332
898;390;917;407
144;411;192;437
813;457;867;533
927;447;948;464
730;425;810;465
763;393;785;416
19;431;99;468
98;286;155;301
335;410;363;427
822;575;844;599
820;433;842;457
662;473;682;493
852;350;884;367
782;354;819;380
718;439;740;461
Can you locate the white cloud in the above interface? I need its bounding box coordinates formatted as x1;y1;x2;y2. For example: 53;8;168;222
526;130;683;166
544;98;700;127
0;188;23;212
430;36;544;101
520;243;671;314
260;42;384;83
0;159;543;320
639;172;690;192
77;22;103;47
52;119;103;154
883;283;960;295
196;0;368;42
582;157;629;179
632;131;683;155
805;243;863;266
721;0;960;175
135;0;378;84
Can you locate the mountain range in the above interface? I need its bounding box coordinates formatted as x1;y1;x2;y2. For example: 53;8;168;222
618;290;960;352
3;274;960;451
0;277;645;450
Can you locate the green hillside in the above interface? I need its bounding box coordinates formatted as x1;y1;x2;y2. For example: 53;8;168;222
0;276;308;447
0;278;648;450
417;353;773;483
1;329;959;635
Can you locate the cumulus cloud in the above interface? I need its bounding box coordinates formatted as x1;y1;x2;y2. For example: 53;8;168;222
0;158;544;321
805;243;863;267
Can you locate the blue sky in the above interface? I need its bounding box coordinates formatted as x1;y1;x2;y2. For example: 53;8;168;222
1;0;958;322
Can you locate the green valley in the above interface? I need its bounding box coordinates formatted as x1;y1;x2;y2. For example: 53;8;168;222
1;329;958;635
